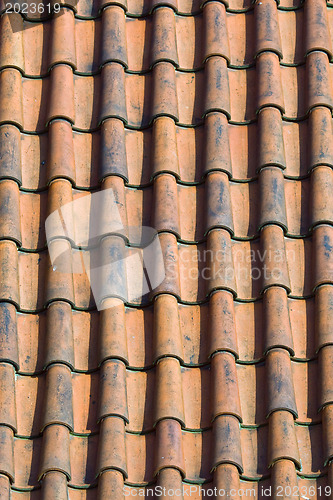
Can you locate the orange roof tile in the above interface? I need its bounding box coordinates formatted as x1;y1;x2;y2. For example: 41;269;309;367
0;0;332;498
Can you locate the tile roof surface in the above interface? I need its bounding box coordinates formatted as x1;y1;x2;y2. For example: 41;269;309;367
0;0;332;498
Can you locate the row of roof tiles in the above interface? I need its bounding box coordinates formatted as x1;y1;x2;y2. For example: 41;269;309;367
0;350;330;434
0;167;332;247
1;468;333;499
0;411;331;486
2;0;333;74
1;110;332;188
0;0;328;19
0;53;332;130
0;286;332;367
0;225;331;308
0;290;330;372
0;412;331;484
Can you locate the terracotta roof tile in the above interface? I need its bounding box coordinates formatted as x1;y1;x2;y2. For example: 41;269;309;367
0;0;332;496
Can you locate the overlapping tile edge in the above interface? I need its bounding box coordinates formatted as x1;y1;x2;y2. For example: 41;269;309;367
0;0;320;21
0;0;332;497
